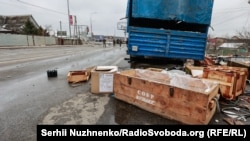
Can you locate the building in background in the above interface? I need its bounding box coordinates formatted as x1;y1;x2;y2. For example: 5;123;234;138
0;15;39;34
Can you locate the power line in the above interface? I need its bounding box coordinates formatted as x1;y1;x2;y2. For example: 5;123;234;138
212;10;249;26
245;13;250;26
16;0;67;15
213;7;250;14
1;1;25;9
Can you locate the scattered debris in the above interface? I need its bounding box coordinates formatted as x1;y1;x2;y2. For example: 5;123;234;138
223;117;245;125
185;65;204;78
221;106;250;122
203;56;216;66
67;66;95;84
67;70;90;83
62;59;250;125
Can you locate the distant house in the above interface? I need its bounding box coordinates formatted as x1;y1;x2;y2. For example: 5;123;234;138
0;15;39;34
206;37;224;52
0;27;13;33
218;42;247;56
218;43;244;49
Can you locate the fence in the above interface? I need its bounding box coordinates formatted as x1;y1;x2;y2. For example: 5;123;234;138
0;33;56;46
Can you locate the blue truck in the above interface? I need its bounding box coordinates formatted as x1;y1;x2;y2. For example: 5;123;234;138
125;0;214;68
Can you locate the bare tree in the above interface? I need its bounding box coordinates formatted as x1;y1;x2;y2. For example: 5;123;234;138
236;26;250;52
237;26;250;39
44;25;53;36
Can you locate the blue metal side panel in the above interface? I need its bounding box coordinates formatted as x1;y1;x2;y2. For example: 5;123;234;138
132;0;214;25
167;31;207;60
127;27;207;60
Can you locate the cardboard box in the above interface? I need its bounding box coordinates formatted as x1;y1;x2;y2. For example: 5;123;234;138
114;69;219;125
91;66;118;94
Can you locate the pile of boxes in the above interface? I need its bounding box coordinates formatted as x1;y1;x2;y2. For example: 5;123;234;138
186;65;248;100
76;64;248;125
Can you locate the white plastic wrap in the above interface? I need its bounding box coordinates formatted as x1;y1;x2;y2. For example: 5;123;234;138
135;69;218;94
135;69;171;84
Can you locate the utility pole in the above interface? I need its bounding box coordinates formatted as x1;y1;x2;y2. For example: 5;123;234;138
60;21;62;38
74;16;78;45
59;21;63;45
90;12;97;39
67;0;71;38
113;23;116;37
74;16;77;38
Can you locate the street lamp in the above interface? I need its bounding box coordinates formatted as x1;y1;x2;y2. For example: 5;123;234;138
90;12;97;38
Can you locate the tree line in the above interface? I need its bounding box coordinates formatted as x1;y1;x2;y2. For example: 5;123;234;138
22;19;49;36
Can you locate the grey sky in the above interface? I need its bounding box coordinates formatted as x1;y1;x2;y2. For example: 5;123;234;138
210;0;250;37
1;0;128;37
1;0;250;37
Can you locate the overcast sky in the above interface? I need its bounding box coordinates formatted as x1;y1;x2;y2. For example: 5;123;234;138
1;0;250;37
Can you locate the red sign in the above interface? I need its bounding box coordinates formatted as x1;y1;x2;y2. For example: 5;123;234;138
69;15;73;25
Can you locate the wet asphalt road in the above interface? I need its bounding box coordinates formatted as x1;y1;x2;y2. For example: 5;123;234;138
0;43;129;141
0;43;250;141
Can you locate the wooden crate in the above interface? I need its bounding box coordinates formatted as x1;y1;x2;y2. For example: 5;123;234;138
67;70;90;83
113;69;219;125
227;60;250;79
203;65;248;100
